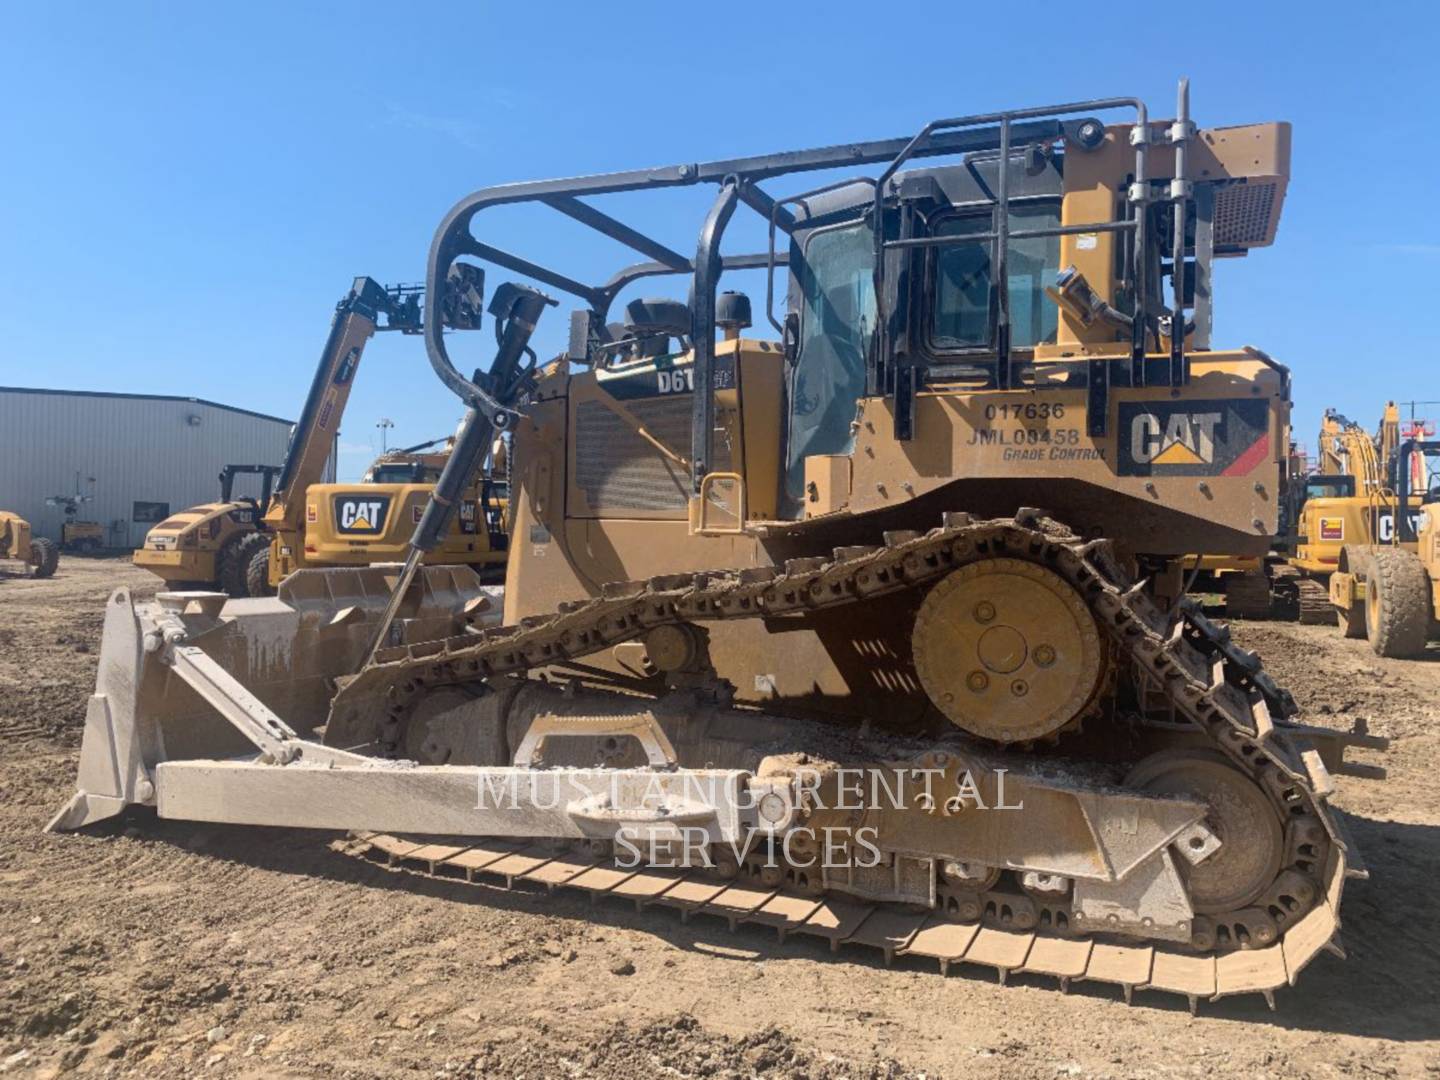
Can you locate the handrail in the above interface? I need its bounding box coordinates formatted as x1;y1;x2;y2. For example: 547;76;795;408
868;96;1150;393
419;85;1196;447
1393;439;1440;544
690;181;741;490
693;472;747;536
421;118;1079;418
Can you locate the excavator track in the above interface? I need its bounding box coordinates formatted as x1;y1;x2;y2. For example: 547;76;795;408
1296;577;1333;625
329;510;1356;1009
1224;568;1278;620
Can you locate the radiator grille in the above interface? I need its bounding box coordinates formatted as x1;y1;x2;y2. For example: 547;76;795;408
574;397;731;514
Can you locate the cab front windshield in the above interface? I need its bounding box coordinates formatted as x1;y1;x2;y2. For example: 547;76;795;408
783;204;1062;506
785;222;874;501
1305;476;1355;501
367;463;437;484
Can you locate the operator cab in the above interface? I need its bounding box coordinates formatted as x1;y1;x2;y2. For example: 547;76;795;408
365;460;440;484
782;152;1064;506
1304;475;1356;501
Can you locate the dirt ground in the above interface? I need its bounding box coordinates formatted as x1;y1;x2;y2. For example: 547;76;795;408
2;556;1438;1079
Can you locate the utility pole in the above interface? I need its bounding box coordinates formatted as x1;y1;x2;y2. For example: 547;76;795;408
377;417;394;453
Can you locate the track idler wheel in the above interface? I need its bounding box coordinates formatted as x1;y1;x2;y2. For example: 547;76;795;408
911;557;1106;742
1126;749;1283;916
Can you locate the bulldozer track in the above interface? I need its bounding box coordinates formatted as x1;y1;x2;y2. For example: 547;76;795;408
346;822;1342;1012
332;510;1353;1008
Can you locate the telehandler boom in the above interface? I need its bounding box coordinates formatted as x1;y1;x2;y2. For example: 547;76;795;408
133;278;504;596
247;275;505;594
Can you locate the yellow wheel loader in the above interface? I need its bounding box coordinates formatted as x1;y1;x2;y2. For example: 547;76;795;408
1326;439;1439;656
1223;404;1428;624
1289;404;1424;625
53;81;1387;1009
132;464;281;595
0;511;59;578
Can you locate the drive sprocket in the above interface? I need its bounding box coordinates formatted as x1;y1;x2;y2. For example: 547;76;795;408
911;557;1106;742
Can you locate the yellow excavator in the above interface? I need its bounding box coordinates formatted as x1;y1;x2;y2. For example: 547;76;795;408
53;81;1387;1008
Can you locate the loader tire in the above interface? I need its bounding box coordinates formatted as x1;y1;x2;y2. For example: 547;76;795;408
29;537;59;579
244;545;275;598
1364;547;1431;658
219;532;271;598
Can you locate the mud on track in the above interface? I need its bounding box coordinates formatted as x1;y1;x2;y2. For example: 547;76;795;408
2;557;1438;1078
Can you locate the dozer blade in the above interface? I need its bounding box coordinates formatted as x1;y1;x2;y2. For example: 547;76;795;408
46;565;501;832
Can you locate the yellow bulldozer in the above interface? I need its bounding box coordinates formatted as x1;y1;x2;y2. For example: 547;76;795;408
0;511;59;578
52;81;1386;1008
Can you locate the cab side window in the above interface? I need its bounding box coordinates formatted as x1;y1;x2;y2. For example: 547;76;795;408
931;202;1060;352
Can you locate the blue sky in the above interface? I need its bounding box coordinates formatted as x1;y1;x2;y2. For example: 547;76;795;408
2;2;1435;478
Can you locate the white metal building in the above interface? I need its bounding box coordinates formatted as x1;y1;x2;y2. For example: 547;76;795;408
0;387;308;548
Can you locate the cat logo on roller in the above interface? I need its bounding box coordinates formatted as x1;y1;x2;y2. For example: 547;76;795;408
1117;398;1270;477
333;495;391;535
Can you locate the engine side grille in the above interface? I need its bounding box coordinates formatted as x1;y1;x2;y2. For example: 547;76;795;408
573;397;732;515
